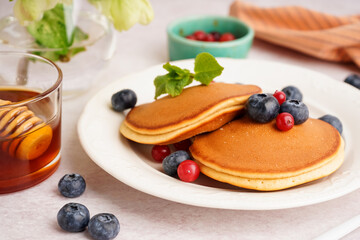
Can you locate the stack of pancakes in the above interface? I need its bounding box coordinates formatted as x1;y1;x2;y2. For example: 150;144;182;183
189;116;345;191
120;82;345;191
120;82;261;145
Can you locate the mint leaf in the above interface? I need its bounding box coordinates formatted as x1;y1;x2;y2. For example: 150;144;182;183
153;53;223;99
26;3;88;62
194;52;224;85
154;63;192;99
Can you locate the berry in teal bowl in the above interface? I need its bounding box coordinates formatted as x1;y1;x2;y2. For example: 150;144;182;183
167;15;254;61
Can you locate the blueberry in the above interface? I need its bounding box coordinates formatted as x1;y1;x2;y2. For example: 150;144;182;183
58;173;86;198
280;100;309;125
111;89;137;112
88;213;120;240
344;74;360;90
162;150;190;177
57;203;90;232
319;114;343;134
282;86;303;101
246;93;280;123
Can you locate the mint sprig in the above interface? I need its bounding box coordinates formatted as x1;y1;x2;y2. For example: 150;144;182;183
154;53;224;99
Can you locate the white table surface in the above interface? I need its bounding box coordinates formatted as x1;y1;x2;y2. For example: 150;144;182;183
1;0;360;239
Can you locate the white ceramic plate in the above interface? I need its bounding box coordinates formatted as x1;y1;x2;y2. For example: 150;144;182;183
78;58;360;210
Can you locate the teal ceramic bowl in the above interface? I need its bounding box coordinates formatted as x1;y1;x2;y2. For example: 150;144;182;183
167;15;254;61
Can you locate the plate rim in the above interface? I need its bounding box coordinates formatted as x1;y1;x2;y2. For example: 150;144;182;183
78;58;360;210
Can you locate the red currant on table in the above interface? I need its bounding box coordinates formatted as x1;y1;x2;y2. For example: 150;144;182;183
177;160;200;182
220;33;236;42
276;112;294;131
151;145;171;162
193;30;207;41
173;139;192;151
273;90;286;105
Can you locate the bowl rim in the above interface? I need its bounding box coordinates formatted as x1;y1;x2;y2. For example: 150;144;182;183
166;15;254;48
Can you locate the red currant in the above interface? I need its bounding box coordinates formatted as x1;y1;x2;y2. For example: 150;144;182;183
276;112;294;131
273;90;286;105
204;34;215;42
219;33;235;42
210;31;221;41
151;145;171;162
186;35;196;40
177;160;200;182
193;30;207;41
173;139;192;151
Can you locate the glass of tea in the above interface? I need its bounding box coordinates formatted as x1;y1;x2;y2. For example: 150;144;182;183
0;51;62;193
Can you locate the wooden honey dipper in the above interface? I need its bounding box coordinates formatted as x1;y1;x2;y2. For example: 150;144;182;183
0;99;53;161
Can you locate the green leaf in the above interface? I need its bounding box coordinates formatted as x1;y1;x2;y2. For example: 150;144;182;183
26;3;88;62
193;52;224;85
88;0;153;32
154;63;192;99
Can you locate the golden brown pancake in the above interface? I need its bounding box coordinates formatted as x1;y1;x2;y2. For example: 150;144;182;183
120;83;261;145
190;116;345;191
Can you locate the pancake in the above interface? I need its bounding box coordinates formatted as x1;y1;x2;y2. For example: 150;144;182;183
190;116;345;191
120;83;261;145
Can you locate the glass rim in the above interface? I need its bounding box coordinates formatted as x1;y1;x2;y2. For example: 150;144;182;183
0;51;62;107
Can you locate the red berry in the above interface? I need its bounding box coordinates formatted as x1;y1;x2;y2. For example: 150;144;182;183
276;113;294;131
273;90;286;105
210;31;221;41
173;139;192;151
177;160;200;182
151;145;171;162
186;35;196;40
193;30;207;41
204;34;215;42
219;33;236;42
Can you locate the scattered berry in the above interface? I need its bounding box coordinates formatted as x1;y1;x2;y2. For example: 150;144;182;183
193;30;207;41
151;145;171;163
177;160;200;182
276;113;294;131
173;139;192;151
162;150;190;177
319;114;343;134
281;86;303;101
111;89;137;112
57;203;90;232
219;32;236;42
88;213;120;240
344;74;360;90
273;90;286;105
58;173;86;198
246;93;280;123
280;100;309;125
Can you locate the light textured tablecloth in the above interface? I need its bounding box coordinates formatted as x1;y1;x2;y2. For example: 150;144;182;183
1;1;359;239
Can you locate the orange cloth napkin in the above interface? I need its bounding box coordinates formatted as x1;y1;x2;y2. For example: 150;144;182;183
230;1;360;68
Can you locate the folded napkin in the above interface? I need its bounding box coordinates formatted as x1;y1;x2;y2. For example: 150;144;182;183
230;1;360;68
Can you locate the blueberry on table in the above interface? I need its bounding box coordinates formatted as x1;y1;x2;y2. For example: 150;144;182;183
57;203;90;232
88;213;120;240
162;150;191;177
344;74;360;90
319;114;343;134
246;93;280;123
111;89;137;112
281;86;303;101
280;100;309;125
58;173;86;198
